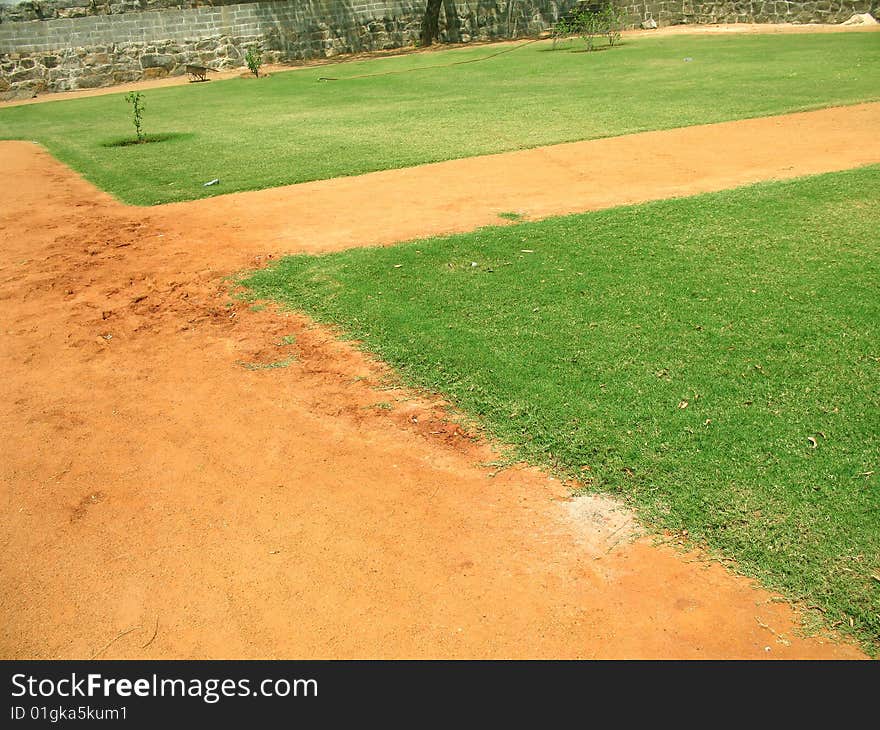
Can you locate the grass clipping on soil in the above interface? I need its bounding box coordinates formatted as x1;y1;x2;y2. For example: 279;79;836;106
241;166;880;654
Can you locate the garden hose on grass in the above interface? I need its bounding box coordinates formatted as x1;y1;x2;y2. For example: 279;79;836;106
317;36;545;82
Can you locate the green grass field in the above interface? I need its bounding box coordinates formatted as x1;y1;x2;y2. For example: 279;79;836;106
1;32;878;205
241;166;880;653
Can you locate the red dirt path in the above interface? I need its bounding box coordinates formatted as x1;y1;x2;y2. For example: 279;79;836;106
1;104;877;659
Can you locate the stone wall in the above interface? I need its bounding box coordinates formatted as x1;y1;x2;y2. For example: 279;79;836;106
619;1;879;26
0;1;261;25
0;0;576;99
0;0;877;100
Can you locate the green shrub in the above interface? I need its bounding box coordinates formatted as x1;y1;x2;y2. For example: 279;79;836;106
600;3;625;47
245;45;263;78
576;7;603;52
554;3;626;53
124;91;145;142
551;17;575;49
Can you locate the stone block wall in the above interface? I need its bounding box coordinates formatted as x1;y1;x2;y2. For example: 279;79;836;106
0;0;576;99
0;0;877;100
618;0;879;27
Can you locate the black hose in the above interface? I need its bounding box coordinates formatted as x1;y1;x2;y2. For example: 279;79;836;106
317;37;543;82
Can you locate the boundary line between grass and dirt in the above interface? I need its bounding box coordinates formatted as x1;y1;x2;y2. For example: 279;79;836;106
236;164;880;655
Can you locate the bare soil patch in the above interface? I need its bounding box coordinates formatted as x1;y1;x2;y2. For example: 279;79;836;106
150;103;880;254
1;105;876;658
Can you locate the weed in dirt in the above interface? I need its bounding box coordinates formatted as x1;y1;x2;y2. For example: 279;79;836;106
241;166;880;654
1;34;877;204
498;211;524;221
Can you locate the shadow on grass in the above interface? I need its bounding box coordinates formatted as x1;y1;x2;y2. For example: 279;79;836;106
538;44;623;53
570;46;615;54
100;132;194;148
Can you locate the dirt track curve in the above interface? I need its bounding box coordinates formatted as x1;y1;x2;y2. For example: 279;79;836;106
2;103;878;659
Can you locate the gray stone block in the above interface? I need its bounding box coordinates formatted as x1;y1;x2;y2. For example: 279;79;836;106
140;52;175;68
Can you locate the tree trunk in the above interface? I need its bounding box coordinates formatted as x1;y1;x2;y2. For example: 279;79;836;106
443;0;461;43
420;0;444;46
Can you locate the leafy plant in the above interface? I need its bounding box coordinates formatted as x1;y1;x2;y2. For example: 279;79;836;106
600;3;625;47
580;10;605;51
124;91;145;142
574;7;603;52
551;17;575;49
557;3;626;52
245;45;263;78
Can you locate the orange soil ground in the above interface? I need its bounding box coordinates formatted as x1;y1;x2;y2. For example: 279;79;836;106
1;103;878;659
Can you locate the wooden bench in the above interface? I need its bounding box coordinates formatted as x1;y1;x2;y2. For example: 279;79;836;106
186;65;211;83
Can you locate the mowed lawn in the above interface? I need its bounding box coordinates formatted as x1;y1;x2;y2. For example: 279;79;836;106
242;167;880;653
0;32;878;205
